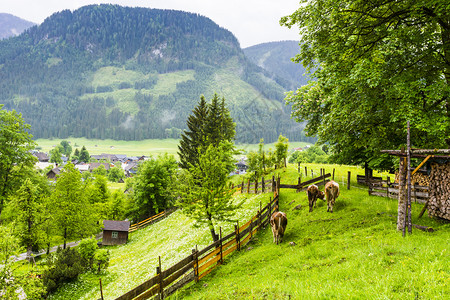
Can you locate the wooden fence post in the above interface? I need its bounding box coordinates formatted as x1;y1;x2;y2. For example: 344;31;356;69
297;176;301;193
247;179;250;193
332;168;335;181
255;177;258;194
157;256;163;299
262;176;265;193
192;247;198;282
272;176;275;192
311;169;314;178
347;171;351;190
235;222;240;251
219;227;223;265
241;180;244;194
368;178;372;195
305;166;308;177
386;177;390;198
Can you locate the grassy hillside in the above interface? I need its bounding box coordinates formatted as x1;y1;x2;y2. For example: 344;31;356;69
173;164;449;299
46;192;271;299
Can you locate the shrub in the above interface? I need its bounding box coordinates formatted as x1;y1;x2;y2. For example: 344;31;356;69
77;237;98;269
42;247;84;294
94;249;110;274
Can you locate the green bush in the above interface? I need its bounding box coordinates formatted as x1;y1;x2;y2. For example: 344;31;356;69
77;237;98;269
42;247;84;294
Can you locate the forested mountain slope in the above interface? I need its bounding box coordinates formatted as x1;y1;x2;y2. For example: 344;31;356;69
0;5;307;143
244;40;310;90
0;13;35;39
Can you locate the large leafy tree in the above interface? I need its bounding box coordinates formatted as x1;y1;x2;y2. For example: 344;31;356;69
281;0;450;170
0;105;36;215
130;154;178;221
176;141;241;242
178;94;236;170
51;163;96;248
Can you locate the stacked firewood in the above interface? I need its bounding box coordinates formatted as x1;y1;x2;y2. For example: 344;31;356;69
428;162;450;220
394;171;430;186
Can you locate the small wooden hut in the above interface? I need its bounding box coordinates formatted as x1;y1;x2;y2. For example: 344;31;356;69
102;220;130;245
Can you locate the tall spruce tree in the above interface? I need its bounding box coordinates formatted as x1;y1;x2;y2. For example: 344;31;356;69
178;94;235;170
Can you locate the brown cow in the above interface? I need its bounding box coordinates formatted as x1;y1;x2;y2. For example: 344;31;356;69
307;184;325;212
324;180;340;213
270;211;287;244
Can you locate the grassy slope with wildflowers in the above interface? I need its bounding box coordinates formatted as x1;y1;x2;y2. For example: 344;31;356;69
47;192;272;299
173;163;450;299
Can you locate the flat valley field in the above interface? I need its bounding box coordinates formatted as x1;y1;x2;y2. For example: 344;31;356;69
34;138;312;157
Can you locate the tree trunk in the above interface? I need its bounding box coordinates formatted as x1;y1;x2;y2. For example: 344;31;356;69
64;227;67;249
207;217;218;242
397;158;407;231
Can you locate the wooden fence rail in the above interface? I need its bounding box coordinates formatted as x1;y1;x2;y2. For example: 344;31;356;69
279;173;331;191
115;190;279;300
367;177;429;203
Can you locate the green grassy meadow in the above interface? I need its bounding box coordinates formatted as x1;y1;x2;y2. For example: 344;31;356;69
174;164;450;299
34;138;312;158
32;163;448;299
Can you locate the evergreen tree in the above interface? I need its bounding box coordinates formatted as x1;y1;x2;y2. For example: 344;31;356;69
178;96;209;170
178;94;235;170
79;146;90;163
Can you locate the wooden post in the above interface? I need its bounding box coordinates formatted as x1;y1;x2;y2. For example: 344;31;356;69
272;176;275;192
259;202;262;227
241;180;244;194
413;182;417;203
298;162;300;173
99;278;104;300
332;168;335;181
262;176;265;193
157;256;163;299
305;166;307;177
406;121;412;234
219;227;223;265
297;176;301;193
398;157;407;233
386;177;390;198
254;177;258;194
247;178;250;193
192;247;199;282
235;222;240;251
368;177;372;195
311;169;314;178
347;171;351;190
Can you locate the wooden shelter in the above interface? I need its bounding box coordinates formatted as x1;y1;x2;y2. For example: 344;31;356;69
381;148;450;230
102;220;130;245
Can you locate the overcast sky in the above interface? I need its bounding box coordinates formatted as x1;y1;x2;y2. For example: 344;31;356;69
2;0;301;48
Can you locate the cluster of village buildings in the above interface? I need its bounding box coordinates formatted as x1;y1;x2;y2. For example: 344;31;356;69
32;152;149;179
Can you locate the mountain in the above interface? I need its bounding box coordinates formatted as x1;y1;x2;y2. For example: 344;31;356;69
0;13;36;39
244;41;310;90
0;5;311;144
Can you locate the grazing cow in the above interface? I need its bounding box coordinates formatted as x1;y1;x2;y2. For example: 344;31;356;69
270;211;287;244
307;184;325;212
324;180;340;213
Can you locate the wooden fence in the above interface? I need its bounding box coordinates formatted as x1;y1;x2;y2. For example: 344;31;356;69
279;173;331;191
366;176;429;203
233;176;274;194
129;208;176;233
114;190;280;300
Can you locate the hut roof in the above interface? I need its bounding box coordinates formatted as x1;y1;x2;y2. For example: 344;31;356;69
103;220;130;232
